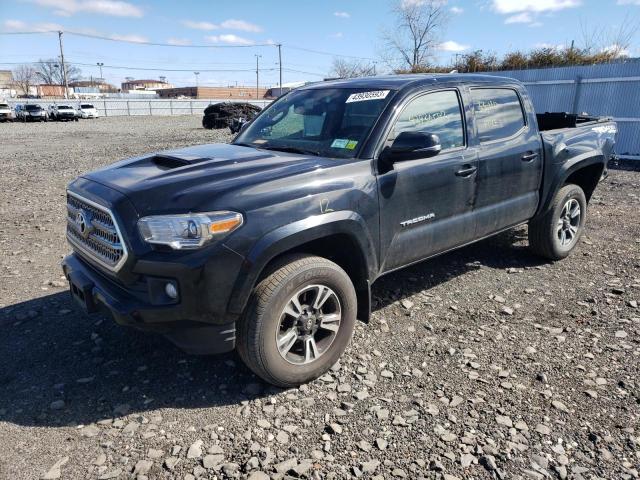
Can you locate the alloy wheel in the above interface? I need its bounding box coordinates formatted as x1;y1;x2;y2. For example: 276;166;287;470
276;284;342;365
556;198;581;246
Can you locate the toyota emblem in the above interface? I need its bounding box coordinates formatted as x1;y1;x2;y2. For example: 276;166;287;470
75;210;92;238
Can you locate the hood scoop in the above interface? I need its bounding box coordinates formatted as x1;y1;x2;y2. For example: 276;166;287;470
152;153;211;169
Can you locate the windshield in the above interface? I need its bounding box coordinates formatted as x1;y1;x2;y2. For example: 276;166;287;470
0;104;9;109
81;104;94;108
25;105;41;111
234;87;395;158
58;106;73;110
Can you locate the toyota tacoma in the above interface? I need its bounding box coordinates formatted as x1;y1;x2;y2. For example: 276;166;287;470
62;74;616;386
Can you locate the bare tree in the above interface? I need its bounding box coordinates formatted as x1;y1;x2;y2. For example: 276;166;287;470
330;58;376;78
580;15;638;58
35;58;82;85
13;65;37;96
381;0;450;71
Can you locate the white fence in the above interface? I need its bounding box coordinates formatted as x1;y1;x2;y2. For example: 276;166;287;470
6;98;270;117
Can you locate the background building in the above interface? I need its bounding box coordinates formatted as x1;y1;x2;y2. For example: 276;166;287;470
0;70;15;98
70;80;117;93
121;79;173;91
157;86;269;99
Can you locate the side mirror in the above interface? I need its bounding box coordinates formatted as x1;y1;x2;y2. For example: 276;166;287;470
385;131;442;162
229;117;250;134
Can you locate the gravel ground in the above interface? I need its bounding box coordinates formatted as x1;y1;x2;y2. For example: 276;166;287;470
1;116;639;480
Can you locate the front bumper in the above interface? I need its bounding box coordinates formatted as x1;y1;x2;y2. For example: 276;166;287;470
61;253;237;354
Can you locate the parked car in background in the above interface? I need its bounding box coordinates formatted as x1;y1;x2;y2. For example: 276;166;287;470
48;104;79;122
77;103;99;119
17;104;48;122
0;103;13;122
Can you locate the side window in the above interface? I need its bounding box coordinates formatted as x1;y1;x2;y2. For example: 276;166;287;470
471;88;526;142
391;90;465;150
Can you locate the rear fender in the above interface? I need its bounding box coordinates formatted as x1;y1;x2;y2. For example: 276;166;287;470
536;142;607;217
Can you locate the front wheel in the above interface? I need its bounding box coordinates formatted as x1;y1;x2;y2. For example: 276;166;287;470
529;183;587;260
237;254;357;387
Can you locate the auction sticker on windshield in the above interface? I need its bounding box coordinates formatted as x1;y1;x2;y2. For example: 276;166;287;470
345;90;390;103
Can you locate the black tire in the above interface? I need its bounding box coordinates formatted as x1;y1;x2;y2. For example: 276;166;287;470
237;254;357;387
529;183;587;260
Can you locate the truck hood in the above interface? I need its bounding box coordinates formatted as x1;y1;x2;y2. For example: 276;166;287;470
82;143;340;215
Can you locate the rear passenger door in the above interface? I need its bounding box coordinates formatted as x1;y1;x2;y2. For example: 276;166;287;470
377;88;478;272
470;87;542;237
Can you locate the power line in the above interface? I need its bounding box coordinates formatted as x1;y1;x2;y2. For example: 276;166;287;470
0;61;327;77
283;45;375;61
65;31;275;48
0;30;375;60
0;61;278;73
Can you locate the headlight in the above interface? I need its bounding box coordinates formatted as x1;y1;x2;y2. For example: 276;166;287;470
138;211;243;250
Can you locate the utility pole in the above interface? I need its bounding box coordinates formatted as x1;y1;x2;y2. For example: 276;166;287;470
277;44;282;93
97;62;104;81
255;54;261;99
194;71;200;87
58;31;69;99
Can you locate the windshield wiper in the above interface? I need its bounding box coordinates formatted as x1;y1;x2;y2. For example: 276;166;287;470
259;145;320;156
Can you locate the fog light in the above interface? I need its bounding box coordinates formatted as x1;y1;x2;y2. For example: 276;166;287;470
165;282;178;299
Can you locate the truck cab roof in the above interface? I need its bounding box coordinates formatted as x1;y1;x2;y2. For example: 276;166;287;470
302;73;521;92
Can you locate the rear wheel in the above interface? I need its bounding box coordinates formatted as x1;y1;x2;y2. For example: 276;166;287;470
237;254;357;387
529;183;586;260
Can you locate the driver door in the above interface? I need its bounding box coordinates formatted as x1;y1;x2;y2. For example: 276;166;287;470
377;89;479;272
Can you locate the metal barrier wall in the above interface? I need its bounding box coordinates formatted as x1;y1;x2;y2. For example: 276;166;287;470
482;60;640;159
5;98;270;118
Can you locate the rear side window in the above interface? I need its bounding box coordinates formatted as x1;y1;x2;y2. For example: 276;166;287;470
471;88;526;142
391;90;465;150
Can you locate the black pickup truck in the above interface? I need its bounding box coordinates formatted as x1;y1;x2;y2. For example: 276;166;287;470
62;74;616;386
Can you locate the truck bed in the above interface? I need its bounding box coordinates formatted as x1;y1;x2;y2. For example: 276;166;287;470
536;112;612;132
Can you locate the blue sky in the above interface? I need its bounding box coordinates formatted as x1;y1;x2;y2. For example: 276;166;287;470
0;0;638;89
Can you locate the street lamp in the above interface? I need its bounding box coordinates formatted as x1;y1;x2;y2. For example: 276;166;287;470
254;54;262;99
97;62;104;81
194;71;200;87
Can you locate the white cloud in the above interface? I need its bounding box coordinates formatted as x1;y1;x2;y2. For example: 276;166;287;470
450;6;464;14
182;19;262;32
534;42;565;50
602;44;630;56
167;37;191;46
219;19;262;32
182;20;218;31
334;11;350;18
438;40;470;52
30;0;143;17
505;12;533;23
492;0;581;14
110;33;148;43
205;34;254;46
2;19;63;32
329;32;344;39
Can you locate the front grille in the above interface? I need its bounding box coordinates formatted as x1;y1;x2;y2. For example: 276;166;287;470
66;192;128;271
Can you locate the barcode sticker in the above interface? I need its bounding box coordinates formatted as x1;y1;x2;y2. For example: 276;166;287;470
346;90;390;103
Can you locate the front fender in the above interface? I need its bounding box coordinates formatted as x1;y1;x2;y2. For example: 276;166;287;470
226;210;377;315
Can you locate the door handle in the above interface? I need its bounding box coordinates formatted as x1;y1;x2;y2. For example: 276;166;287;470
455;165;477;177
521;152;538;162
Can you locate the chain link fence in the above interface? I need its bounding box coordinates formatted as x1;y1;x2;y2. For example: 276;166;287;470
5;98;270;117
